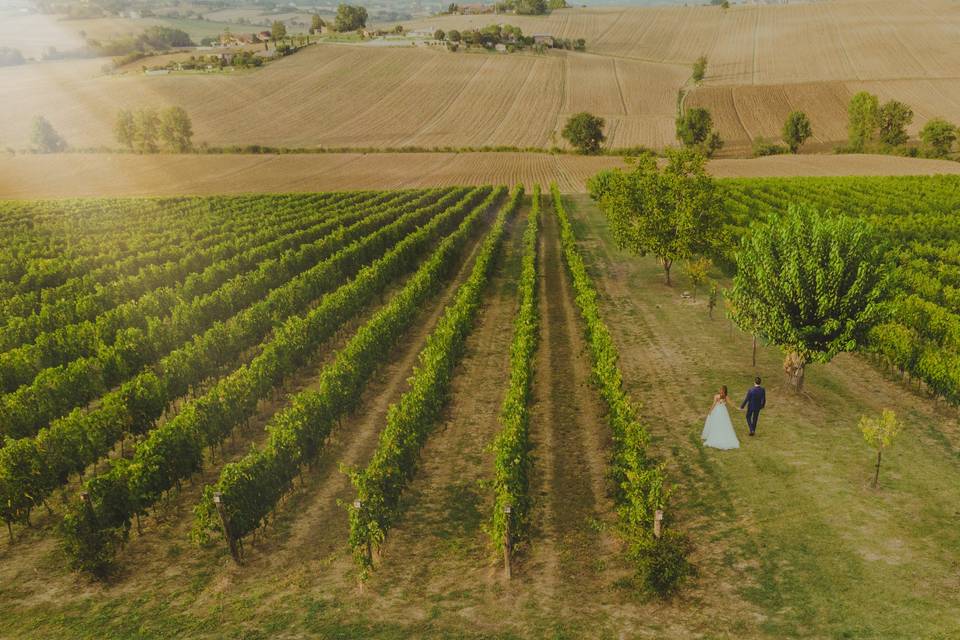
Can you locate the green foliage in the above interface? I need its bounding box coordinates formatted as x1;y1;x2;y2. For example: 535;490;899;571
551;185;682;596
752;137;788;157
919;118;956;158
114;109;135;150
691;55;707;83
683;257;711;296
634;530;695;596
158;106;194;152
348;187;522;576
334;4;368;32
878;100;913;147
447;29;461;42
782;111;813;153
310;14;324;34
515;0;547;14
488;186;540;555
133;108;160;153
729;203;888;390
271;21;287;41
561;112;605;155
847;91;880;151
192;188;507;555
59;503;126;576
587;148;725;285
708;282;719;318
434;29;445;41
676;107;722;156
548;0;568;8
860;409;901;487
30;116;66;153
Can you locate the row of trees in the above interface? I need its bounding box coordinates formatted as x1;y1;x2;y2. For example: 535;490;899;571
846;90;958;157
114;107;193;153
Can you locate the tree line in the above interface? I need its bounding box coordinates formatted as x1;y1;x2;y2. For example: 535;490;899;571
114;107;194;153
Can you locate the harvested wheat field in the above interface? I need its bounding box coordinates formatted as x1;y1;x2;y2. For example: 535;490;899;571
2;152;960;198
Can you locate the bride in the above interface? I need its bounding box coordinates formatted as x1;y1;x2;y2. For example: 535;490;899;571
702;385;740;450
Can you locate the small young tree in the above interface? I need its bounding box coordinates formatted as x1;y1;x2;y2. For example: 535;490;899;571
159;106;194;152
847;91;879;151
588;148;725;286
859;409;901;488
877;100;913;147
113;109;136;150
562;112;605;154
683;257;711;298
271;20;287;42
729;204;888;391
691;55;707;83
30;116;67;152
782;111;813;153
919;118;957;158
133;108;160;153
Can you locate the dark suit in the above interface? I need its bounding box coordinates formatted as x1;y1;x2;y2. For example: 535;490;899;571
740;385;766;434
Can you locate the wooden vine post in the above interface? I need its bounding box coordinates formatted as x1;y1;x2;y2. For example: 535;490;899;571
213;492;241;563
503;504;512;579
654;509;664;539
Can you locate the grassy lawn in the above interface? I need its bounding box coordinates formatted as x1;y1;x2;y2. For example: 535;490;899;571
566;194;960;638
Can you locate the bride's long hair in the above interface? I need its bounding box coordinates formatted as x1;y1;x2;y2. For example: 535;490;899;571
719;385;728;399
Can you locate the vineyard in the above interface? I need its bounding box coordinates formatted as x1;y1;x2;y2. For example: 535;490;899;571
0;181;959;637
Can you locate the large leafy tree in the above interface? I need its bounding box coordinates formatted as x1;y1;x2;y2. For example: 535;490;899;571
729;204;888;391
588;148;724;286
562;112;605;154
919;117;956;157
113;109;135;150
676;107;723;157
877;99;913;147
159;106;194;152
334;4;368;32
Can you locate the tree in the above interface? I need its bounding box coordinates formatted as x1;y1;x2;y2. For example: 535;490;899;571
847;91;879;151
877;99;913;147
728;204;888;391
919;118;956;158
310;14;324;34
683;257;711;298
782;111;813;153
548;0;568;8
30;116;67;152
676;107;722;157
133;108;160;153
448;29;461;43
860;409;901;488
588;149;725;286
562;112;605;154
515;0;548;14
271;20;287;41
159;106;194;152
447;3;460;13
334;4;368;32
434;29;445;41
113;109;136;150
692;55;707;83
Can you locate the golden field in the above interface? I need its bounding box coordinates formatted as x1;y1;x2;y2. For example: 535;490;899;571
2;152;959;198
2;0;960;154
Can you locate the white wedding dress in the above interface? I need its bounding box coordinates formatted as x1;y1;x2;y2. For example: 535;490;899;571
702;401;740;450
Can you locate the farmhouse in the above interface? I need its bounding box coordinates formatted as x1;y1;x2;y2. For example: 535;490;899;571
257;30;272;41
460;3;493;14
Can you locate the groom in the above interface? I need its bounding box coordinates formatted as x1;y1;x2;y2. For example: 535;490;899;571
740;376;766;436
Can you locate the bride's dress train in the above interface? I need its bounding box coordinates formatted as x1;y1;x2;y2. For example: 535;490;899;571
702;403;740;450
